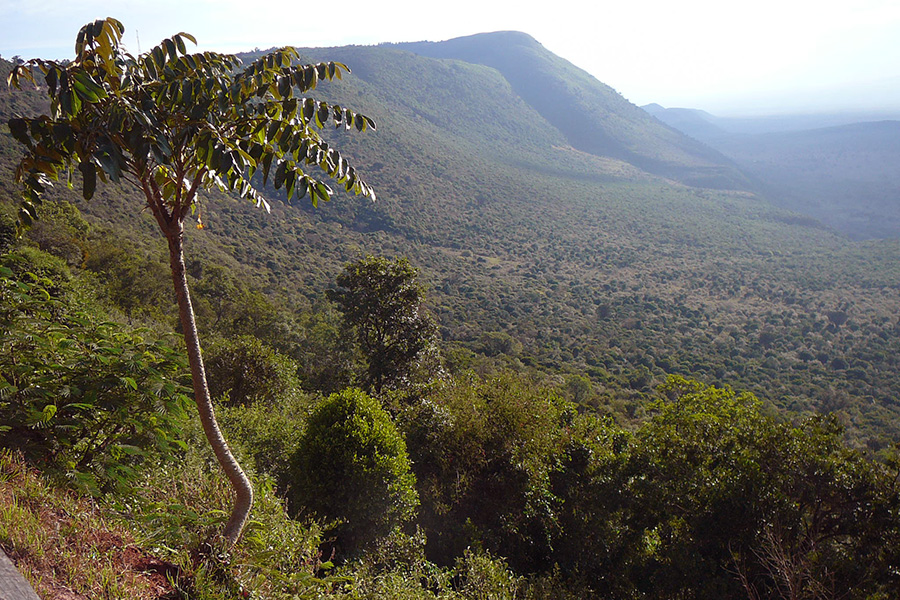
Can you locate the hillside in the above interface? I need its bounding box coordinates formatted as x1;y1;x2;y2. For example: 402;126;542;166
395;32;749;190
642;103;727;141
3;31;900;600
711;121;900;240
646;104;900;239
3;35;900;449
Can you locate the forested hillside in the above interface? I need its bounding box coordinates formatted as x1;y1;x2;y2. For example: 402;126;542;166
396;32;748;190
241;41;900;444
2;27;900;599
3;36;900;441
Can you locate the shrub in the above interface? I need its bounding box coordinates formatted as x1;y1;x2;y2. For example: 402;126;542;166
205;335;302;406
289;388;418;556
400;373;573;571
0;264;190;494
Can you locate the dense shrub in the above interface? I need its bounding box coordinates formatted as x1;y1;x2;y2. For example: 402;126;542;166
205;335;302;406
401;373;575;571
289;388;419;556
0;260;190;494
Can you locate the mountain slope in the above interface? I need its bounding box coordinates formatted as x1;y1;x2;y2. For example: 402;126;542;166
709;121;900;239
642;103;728;141
3;40;900;447
395;32;748;189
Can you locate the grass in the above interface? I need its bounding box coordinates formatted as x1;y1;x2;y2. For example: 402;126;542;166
0;444;565;600
0;449;177;599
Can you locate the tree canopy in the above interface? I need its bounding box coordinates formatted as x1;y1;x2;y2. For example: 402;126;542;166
328;255;438;393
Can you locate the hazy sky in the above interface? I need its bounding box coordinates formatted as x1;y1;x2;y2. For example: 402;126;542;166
2;0;898;116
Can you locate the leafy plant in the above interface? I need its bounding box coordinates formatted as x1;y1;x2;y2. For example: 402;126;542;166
0;263;189;494
205;335;301;406
290;388;419;556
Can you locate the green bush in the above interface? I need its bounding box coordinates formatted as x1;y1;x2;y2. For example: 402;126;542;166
289;388;419;556
0;263;190;494
205;335;302;406
401;373;574;571
218;394;311;488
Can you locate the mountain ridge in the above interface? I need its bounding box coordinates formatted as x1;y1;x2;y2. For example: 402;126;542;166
389;31;749;190
647;102;900;238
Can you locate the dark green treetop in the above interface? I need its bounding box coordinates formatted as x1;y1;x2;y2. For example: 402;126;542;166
328;255;438;393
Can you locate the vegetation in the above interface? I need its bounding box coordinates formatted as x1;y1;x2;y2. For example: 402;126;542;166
7;17;376;546
1;22;900;600
290;388;418;555
329;254;438;392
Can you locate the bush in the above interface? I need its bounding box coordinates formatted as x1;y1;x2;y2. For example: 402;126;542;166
289;388;418;556
0;263;190;494
205;335;302;406
400;373;574;571
218;394;311;489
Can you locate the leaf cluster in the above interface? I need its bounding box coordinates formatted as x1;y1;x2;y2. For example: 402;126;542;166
0;260;190;493
6;17;376;233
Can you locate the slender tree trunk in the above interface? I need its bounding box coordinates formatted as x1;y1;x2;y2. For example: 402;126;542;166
165;221;253;547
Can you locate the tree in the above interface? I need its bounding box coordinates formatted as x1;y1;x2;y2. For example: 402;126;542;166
7;18;377;546
328;255;437;393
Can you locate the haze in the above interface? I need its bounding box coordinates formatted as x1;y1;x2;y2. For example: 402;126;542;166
1;0;899;116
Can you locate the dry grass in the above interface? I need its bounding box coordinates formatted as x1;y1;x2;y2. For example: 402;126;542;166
0;450;179;600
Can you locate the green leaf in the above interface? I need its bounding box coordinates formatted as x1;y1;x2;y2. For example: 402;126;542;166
72;71;107;102
45;67;59;95
277;75;291;99
179;32;197;45
8;118;31;147
274;160;287;189
78;161;96;200
164;38;177;61
316;102;329;128
40;404;57;422
302;98;314;124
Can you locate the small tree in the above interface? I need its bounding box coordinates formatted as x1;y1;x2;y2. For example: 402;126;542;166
7;18;377;546
328;255;437;393
290;388;418;555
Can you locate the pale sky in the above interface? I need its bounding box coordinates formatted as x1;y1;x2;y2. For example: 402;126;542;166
2;0;899;116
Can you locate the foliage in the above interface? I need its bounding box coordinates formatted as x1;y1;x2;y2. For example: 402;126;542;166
289;388;419;556
0;260;190;494
567;375;900;599
401;372;576;571
7;19;376;225
218;394;310;489
82;235;174;321
329;255;438;392
190;262;283;341
205;335;301;406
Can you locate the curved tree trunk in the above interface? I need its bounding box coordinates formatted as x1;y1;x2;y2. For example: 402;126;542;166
165;221;253;547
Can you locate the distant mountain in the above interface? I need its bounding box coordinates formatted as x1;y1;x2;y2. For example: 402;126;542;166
393;32;748;190
647;103;900;239
713;121;900;239
642;103;727;141
645;104;900;137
